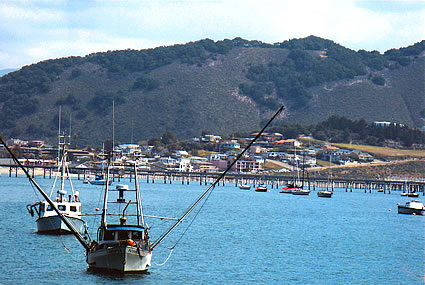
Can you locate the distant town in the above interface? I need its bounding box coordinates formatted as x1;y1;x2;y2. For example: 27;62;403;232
0;131;377;175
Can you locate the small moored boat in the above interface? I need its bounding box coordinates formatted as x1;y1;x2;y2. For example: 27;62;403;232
280;183;301;194
292;189;311;195
317;190;333;198
238;184;251;190
397;200;424;215
84;174;112;185
255;184;268;192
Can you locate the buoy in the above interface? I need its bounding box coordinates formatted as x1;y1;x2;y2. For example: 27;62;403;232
127;239;135;247
95;208;99;211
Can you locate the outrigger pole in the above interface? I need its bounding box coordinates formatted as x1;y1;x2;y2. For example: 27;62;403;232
151;105;285;250
0;136;91;251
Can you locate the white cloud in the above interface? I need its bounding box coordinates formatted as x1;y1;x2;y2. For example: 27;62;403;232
0;0;424;69
0;3;64;22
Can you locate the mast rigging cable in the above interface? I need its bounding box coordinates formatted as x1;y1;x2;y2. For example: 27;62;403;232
151;104;284;250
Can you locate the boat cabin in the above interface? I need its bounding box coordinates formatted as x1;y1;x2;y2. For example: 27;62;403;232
97;225;148;249
39;200;82;218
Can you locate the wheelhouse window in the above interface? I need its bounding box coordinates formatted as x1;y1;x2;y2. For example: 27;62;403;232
118;231;130;240
132;231;142;240
58;205;66;211
103;230;114;241
70;206;77;212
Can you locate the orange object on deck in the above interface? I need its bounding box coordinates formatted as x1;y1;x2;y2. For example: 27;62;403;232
127;239;135;247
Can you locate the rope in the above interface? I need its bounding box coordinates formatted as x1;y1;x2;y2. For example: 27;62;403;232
169;186;215;250
59;239;85;263
152;186;215;267
153;248;174;266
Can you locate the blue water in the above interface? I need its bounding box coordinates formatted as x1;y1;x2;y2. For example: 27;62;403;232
0;175;424;284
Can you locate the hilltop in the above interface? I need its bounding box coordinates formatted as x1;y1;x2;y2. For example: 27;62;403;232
0;36;424;147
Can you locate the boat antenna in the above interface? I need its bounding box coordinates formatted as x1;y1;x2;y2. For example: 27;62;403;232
69;112;72;147
112;100;115;161
57;106;61;166
101;155;112;228
0;136;91;250
151;105;285;250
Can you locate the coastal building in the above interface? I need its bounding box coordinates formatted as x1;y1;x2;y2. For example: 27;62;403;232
273;139;301;147
207;153;228;161
191;160;218;172
200;134;222;143
234;157;262;173
220;140;241;149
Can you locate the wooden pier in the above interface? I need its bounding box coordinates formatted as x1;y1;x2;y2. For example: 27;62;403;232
2;164;424;194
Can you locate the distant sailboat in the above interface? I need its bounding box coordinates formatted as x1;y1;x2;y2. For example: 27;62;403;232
239;184;251;190
291;150;311;195
317;155;333;198
84;144;111;185
281;146;303;194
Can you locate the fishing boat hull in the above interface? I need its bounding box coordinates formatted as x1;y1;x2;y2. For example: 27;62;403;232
317;191;333;198
87;246;152;273
36;215;85;234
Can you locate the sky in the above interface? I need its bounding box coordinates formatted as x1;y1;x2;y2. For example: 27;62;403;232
0;0;424;70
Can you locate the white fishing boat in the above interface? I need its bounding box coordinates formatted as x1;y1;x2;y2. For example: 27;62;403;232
26;113;85;234
86;167;152;273
2;105;285;274
397;200;424;215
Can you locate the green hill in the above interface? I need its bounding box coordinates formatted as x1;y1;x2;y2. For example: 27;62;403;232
0;36;423;147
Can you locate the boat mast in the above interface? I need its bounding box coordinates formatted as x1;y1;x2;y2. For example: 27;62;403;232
133;164;145;226
112;100;115;162
101;156;111;228
57;106;61;167
151;105;285;250
301;149;305;188
0;136;90;250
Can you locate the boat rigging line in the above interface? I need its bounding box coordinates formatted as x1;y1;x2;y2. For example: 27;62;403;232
151;104;285;250
0;136;92;251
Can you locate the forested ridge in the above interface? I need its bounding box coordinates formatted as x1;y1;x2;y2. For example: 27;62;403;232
0;36;423;146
